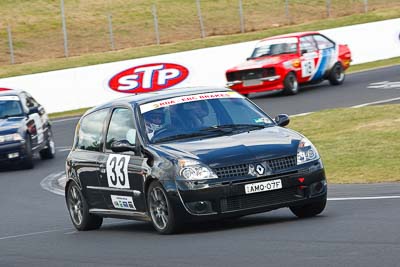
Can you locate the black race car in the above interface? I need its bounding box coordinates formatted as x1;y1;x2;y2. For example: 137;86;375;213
65;87;327;234
0;89;55;169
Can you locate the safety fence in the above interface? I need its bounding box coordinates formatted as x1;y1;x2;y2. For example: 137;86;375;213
0;0;398;65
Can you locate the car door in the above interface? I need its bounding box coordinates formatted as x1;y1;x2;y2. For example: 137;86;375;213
97;107;148;212
299;35;319;82
20;92;43;149
312;34;336;75
69;108;110;209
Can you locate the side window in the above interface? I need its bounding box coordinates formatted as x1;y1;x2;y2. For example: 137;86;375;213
77;109;109;152
106;108;136;150
313;34;334;49
22;92;39;108
300;36;318;53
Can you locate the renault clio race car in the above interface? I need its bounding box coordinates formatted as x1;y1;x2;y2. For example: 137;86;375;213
226;31;351;96
65;87;327;234
0;89;55;169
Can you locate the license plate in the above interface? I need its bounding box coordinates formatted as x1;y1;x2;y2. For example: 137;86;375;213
243;79;262;87
245;179;282;194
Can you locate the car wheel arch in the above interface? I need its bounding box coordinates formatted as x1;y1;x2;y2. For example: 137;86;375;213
65;176;83;198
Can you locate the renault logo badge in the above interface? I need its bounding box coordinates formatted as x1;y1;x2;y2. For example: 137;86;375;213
249;162;271;176
256;164;265;175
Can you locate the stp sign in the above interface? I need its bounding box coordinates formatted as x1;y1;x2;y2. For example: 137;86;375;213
108;63;189;94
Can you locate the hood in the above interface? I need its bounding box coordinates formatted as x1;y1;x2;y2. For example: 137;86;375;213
153;126;302;167
0;117;24;134
228;54;295;72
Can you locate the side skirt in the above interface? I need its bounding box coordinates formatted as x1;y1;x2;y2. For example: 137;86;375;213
89;208;151;222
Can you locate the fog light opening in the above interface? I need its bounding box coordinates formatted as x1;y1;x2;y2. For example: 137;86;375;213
186;200;213;214
311;180;326;195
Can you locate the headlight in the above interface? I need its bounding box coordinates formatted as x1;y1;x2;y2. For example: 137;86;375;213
177;159;218;180
297;137;319;165
0;133;23;143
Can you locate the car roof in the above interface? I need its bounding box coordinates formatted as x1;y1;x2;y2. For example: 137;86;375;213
260;31;320;42
0;89;22;97
87;86;232;114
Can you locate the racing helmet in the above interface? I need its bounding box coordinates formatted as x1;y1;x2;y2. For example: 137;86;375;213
144;108;165;133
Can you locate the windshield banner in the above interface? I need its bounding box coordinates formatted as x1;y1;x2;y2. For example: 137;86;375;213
0;96;19;101
140;91;244;114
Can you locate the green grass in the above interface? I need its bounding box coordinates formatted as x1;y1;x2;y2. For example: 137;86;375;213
290;104;400;184
348;57;400;73
49;107;91;120
0;5;399;78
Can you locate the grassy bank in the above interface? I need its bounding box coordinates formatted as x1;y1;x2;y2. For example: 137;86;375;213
1;6;399;78
290;104;400;184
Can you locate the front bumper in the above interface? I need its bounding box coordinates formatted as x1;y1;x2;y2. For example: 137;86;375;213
0;141;27;164
165;161;327;221
227;77;284;94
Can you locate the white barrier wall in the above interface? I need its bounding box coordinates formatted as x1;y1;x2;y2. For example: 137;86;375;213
0;18;399;113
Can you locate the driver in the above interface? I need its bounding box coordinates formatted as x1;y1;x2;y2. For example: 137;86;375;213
143;109;165;140
183;101;209;129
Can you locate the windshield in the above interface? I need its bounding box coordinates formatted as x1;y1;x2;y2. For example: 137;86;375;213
140;91;274;143
251;37;298;58
0;96;24;119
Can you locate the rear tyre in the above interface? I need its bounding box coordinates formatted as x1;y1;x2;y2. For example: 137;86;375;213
66;181;103;231
147;181;181;234
328;63;345;85
290;197;327;218
22;136;34;169
283;72;299;95
39;129;56;159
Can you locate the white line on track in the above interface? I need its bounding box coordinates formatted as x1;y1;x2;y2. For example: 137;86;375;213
328;196;400;201
289;96;400;117
40;171;65;196
350;97;400;108
0;222;133;241
0;229;69;241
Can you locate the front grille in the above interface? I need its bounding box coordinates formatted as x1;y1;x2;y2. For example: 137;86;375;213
267;156;297;171
226;68;276;81
214;164;248;178
213;156;297;179
221;187;302;212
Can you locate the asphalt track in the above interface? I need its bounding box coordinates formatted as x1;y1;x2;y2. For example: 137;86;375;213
0;65;399;267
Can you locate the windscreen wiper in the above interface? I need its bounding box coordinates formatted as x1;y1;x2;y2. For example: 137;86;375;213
201;124;268;133
154;132;210;143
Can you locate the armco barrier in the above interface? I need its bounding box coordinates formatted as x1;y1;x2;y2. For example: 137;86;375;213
0;18;398;113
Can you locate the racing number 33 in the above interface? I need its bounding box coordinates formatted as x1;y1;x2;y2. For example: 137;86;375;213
106;154;130;189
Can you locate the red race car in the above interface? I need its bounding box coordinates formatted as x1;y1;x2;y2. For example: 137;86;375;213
226;31;351;96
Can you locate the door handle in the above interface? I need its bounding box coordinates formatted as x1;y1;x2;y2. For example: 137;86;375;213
99;164;106;174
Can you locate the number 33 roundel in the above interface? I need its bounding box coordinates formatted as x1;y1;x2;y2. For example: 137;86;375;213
106;154;130;189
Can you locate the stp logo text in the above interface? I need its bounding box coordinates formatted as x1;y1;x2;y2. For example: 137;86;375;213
108;63;189;94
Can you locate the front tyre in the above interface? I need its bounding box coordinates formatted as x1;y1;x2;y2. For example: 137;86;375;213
66;181;103;231
290;197;327;218
22;136;34;169
39;129;56;159
147;181;181;234
283;72;299;95
329;63;345;85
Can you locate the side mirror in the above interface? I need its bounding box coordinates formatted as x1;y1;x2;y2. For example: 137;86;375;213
28;106;39;115
274;114;290;127
301;49;308;55
111;140;136;153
